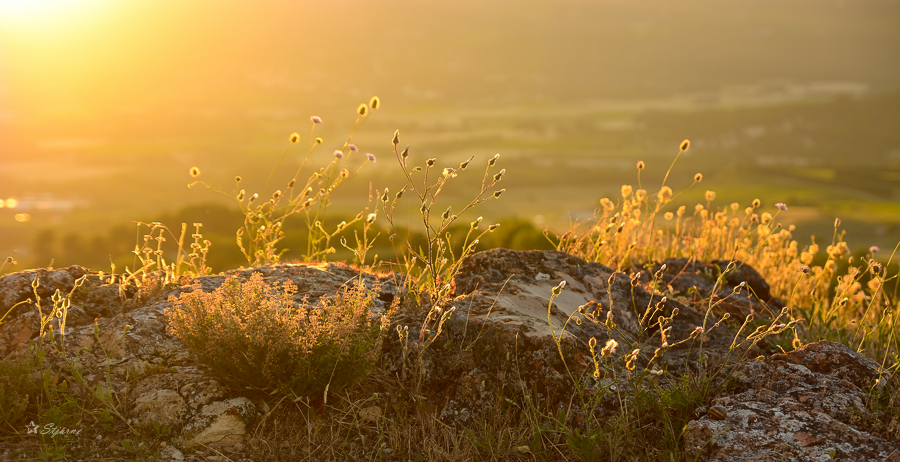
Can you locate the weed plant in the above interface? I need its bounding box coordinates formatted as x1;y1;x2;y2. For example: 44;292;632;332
167;272;391;401
554;141;898;374
189;98;381;266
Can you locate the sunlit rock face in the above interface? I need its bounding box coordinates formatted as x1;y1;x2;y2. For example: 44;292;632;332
0;252;895;460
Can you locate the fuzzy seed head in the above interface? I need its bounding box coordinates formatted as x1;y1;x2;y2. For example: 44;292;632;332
427;158;436;167
621;185;633;198
366;153;377;163
680;139;690;151
366;213;377;224
358;104;368;116
752;198;761;208
775;202;787;211
348;144;358;152
311;116;322;124
290;132;300;143
369;96;380;110
189;166;200;177
636;160;645;170
334;150;344;159
705;190;716;202
694;172;703;182
658;186;673;202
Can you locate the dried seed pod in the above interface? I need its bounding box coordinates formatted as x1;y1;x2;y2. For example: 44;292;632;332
707;405;727;421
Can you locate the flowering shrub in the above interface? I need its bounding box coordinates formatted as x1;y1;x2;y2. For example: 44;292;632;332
166;273;390;398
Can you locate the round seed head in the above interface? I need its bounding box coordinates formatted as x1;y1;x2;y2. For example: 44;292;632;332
369;96;380;110
752;198;761;208
366;152;377;162
680;139;690;152
334;150;344;159
189;166;200;177
694;173;703;182
775;202;787;211
705;190;716;202
311;116;322;124
315;137;323;144
358;104;368;116
427;158;436;167
290;132;300;143
636;160;645;170
348;144;358;152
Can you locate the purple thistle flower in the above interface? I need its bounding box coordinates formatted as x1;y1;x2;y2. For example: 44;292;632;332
365;153;376;163
348;144;358;152
310;116;322;124
775;202;788;211
333;150;343;159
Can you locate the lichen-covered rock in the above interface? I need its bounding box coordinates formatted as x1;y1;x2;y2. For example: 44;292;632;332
684;341;897;461
132;389;188;430
183;397;258;450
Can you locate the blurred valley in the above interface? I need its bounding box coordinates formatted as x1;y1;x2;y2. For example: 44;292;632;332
1;0;899;272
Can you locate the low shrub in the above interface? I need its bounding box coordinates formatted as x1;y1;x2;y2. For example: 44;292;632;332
166;272;391;399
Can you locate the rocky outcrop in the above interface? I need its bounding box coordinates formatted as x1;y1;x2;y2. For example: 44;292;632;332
381;249;757;426
0;251;895;461
684;341;897;462
0;262;400;455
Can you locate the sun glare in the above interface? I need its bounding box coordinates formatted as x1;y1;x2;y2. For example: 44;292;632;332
0;0;108;33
